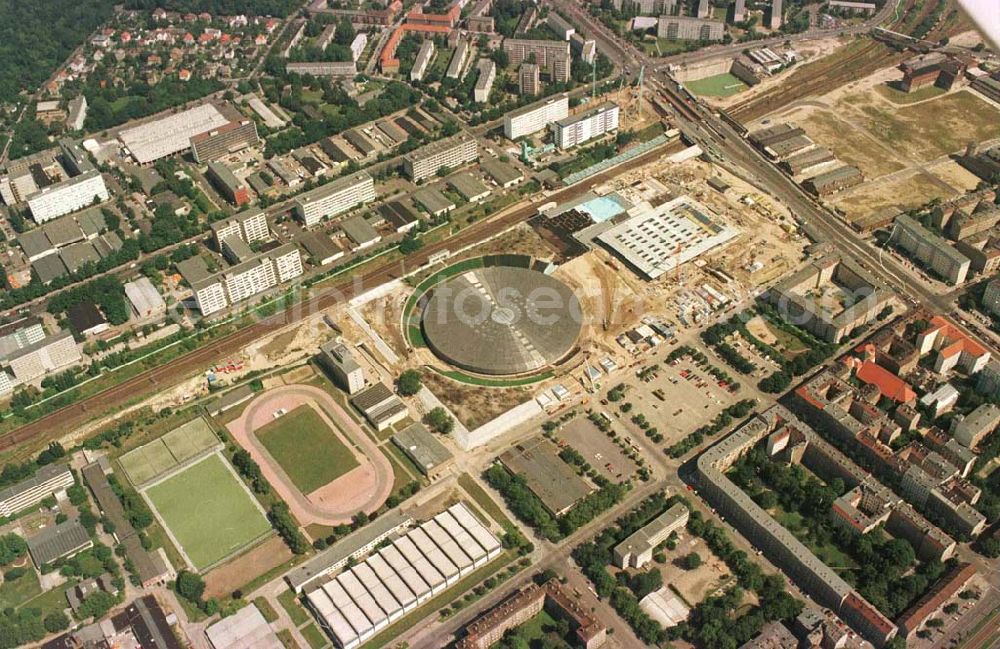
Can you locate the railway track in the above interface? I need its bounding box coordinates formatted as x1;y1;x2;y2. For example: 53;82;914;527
0;140;684;456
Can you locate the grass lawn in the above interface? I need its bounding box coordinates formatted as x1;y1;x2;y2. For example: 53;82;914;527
457;473;511;527
686;73;749;98
516;609;573;647
278;588;310;626
145;454;272;571
256;405;359;494
437;368;553;387
254;596;279;623
770;507;857;576
875;83;945;105
301;623;329;649
19;576;76;616
0;569;42;608
277;629;301;649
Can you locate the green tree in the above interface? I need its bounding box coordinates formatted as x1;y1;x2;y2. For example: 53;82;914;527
175;570;206;603
397;369;422;396
684;552;702;570
424;407;454;434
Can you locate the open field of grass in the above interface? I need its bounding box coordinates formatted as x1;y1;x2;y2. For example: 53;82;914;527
278;588;311;626
0;569;41;608
257;405;358;494
771;507;857;576
832;170;958;220
145;454;272;571
795;109;905;178
686;73;749;98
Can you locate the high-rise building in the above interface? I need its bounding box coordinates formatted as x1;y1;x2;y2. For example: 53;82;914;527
5;331;82;383
769;0;783;28
502;39;571;82
503;93;569;140
190;119;260;163
551;102;620;149
894;214;971;285
518;63;540;96
318;340;365;394
656;16;725;41
27;170;109;224
293;172;376;227
179;244;303;315
402;135;479;181
205;161;250;206
210;210;269;249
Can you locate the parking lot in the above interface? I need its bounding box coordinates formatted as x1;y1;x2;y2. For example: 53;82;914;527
559;416;639;483
604;352;744;449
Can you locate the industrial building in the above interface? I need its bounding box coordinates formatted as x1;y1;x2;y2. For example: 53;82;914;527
206;603;282;649
411;40;435;81
894;214;971;284
0;464;74;518
306;503;502;649
551;102;620;149
317;341;365;394
190;119;260;163
613;502;689;568
27;519;93;566
480;157;524;188
391;423;453;480
504;93;569;140
206;161;250;206
657;16;725;41
119;103;231;165
447;173;491;202
124;277;166;319
402;135;478;182
766;253;892;343
594;196;739;280
413;187;455;216
286;61;358;77
829;0;877;12
350;382;409;431
802;165;863;196
293;172;376;226
474;59;496;102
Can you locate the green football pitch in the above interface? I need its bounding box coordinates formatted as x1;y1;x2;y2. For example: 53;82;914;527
145;454;271;571
256;405;360;495
685;73;749;97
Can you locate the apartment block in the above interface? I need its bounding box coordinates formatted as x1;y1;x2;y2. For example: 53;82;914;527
984;277;1000;317
210;210;269;249
950;404;1000;449
206;161;250;206
657;16;725;42
190;119;259;163
613;503;689;568
286;61;357;77
0;464;74;518
27;171;109;224
502;38;571;83
446;39;469;79
551;102;620;149
894;214;971;284
179;245;303;316
915;315;991;375
504;93;569;140
5;331;82;383
402;135;479;182
474;59;496;102
411;40;435;82
293;172;375;226
519;63;541;96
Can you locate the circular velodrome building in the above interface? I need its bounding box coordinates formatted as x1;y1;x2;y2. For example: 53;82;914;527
421;266;582;376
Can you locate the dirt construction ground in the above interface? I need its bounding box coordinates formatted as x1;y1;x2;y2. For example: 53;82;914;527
203;535;292;599
225;384;393;526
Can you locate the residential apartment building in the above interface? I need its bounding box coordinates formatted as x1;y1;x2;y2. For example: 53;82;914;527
551;102;620;149
402;135;479;181
67;96;88;131
474;59;496;102
503;93;569;140
613;503;689;568
0;319;46;360
915;315;991;375
546;12;575;40
293;172;376;227
502;39;571;83
210;210;269;249
286;61;357;77
950;404;1000;449
984;277;1000;316
657;16;725;41
318;341;365;394
5;331;82;384
411;40;435;81
446;39;469;79
190;119;259;163
0;464;74;518
179;245;304;315
519;63;540;96
894;214;971;284
27;170;109;224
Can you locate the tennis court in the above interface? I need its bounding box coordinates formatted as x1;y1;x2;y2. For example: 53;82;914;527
120;417;221;487
144;453;271;571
